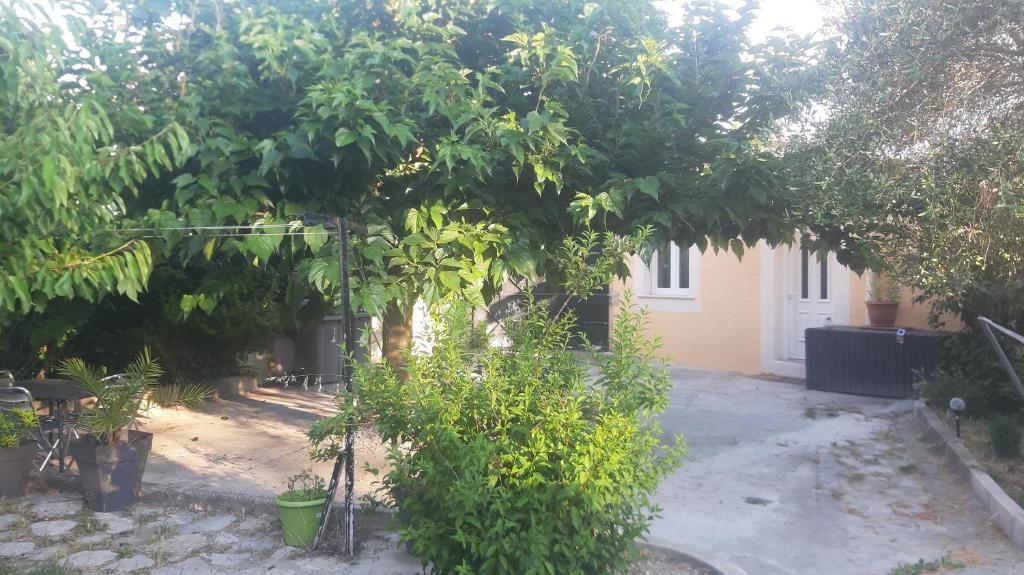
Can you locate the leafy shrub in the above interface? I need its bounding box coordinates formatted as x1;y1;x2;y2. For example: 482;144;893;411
278;470;328;502
989;417;1022;460
311;298;684;574
915;332;1024;417
0;408;36;448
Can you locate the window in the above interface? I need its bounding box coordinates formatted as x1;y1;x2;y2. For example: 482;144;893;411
651;241;691;295
800;247;829;301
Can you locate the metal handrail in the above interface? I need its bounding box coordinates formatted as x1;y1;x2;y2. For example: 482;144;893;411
978;316;1024;400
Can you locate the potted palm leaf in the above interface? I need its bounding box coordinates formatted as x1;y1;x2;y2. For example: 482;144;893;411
61;349;162;512
0;408;37;497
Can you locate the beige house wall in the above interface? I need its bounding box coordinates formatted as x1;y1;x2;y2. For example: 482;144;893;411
612;245;763;374
617;242;956;377
848;272;960;330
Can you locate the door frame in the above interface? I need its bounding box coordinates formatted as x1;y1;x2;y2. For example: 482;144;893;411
760;240;852;377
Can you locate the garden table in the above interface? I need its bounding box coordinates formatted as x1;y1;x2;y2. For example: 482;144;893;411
15;379;94;473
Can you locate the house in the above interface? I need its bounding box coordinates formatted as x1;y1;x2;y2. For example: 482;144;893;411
610;240;944;379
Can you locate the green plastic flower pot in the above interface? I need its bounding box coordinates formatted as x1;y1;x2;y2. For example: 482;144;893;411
275;495;327;547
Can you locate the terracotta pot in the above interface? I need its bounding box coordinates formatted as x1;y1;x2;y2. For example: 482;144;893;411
69;430;152;511
866;301;900;328
0;443;36;497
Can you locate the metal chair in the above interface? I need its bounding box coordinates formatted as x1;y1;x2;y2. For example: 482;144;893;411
0;386;61;471
0;370;13;389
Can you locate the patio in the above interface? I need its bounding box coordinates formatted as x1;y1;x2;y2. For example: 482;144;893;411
3;370;1021;574
652;368;1024;575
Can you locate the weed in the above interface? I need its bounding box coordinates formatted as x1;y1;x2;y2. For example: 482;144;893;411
898;464;921;475
805;407;817;419
888;555;964;575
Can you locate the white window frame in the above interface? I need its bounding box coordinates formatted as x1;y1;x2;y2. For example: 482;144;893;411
650;242;692;296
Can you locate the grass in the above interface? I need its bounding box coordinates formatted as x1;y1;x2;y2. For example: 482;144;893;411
887;555;964;574
0;559;81;575
938;412;1024;507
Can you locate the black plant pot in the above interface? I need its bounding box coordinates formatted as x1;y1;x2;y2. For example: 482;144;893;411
0;443;36;497
69;430;153;512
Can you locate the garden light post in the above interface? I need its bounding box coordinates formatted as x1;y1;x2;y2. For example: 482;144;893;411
949;397;965;438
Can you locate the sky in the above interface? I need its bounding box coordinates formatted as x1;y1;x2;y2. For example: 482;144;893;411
659;0;830;42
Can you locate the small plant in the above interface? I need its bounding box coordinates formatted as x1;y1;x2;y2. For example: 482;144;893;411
869;273;902;302
988;416;1022;460
59;349;164;445
0;409;36;448
888;555;964;574
278;470;328;503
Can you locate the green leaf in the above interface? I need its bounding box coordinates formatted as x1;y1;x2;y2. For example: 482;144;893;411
304;225;328;253
334;128;358;148
636;176;660;200
439;271;462;291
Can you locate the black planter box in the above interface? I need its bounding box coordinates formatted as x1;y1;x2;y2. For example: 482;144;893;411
805;326;946;398
69;430;152;511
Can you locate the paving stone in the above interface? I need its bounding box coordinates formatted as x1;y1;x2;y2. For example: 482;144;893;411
213;532;239;547
269;546;298;561
239;535;276;552
131;504;163;518
94;512;136;534
0;514;19;530
29;546;59;561
183;514;235;533
207;552;252;567
160;532;207;557
235;516;268;532
68;549;118;568
78;532;112;545
32;499;83;519
30;519;77;538
0;541;35;557
114;554;156;573
155;511;195;527
151;557;218;575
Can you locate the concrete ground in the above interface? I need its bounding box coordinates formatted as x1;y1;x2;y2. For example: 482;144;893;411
138;386;390;502
651;367;1024;575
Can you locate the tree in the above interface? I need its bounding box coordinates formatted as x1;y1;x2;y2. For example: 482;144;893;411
2;0;809;369
793;0;1024;329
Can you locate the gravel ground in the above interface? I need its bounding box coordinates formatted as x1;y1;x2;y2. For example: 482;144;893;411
0;491;415;574
0;491;707;575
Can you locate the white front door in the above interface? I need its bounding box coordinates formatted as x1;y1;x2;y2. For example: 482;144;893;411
788;245;835;360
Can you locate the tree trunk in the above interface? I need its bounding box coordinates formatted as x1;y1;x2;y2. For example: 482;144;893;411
382;302;413;379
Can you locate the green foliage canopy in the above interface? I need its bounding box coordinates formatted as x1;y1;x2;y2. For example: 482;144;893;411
2;0;808;327
793;0;1024;328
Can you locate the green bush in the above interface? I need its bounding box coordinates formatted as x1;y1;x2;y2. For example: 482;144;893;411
0;408;36;449
310;299;684;574
989;416;1022;460
915;332;1024;417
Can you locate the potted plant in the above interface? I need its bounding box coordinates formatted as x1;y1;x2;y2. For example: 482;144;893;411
0;408;38;497
866;273;902;327
275;470;328;547
60;349;163;512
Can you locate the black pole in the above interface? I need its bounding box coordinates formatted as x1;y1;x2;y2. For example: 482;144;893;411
312;217;355;554
338;217;356;556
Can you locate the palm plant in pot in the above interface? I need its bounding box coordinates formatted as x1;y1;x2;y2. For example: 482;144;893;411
60;349;162;512
275;470;328;547
866;273;902;327
0;408;38;497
